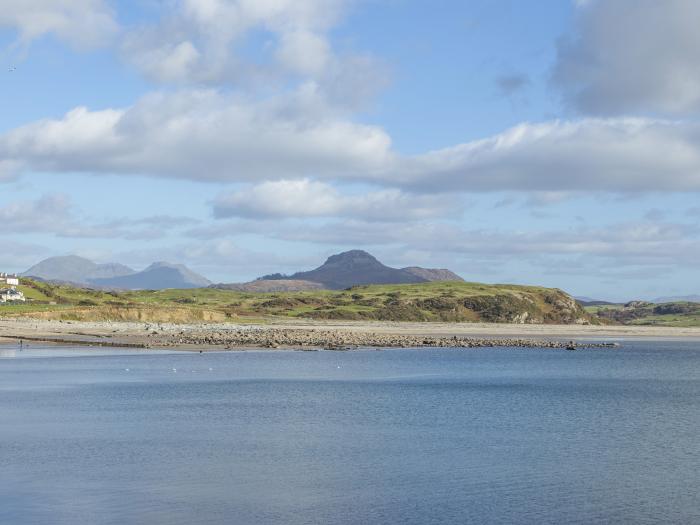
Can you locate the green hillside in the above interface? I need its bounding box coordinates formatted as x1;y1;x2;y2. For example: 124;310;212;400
1;279;592;325
586;301;700;327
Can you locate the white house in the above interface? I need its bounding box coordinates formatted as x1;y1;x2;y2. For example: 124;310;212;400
0;288;25;303
0;272;19;286
0;272;24;303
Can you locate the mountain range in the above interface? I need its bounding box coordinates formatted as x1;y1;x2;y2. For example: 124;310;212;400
23;250;463;292
652;295;700;303
23;256;211;290
214;250;463;291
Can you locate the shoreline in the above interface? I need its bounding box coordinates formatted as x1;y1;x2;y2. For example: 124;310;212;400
1;318;699;351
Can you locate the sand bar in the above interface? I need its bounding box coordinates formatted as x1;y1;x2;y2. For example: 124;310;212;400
1;318;699;350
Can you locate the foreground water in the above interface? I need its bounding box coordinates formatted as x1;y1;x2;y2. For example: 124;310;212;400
1;342;699;525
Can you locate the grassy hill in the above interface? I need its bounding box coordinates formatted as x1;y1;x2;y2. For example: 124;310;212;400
586;301;700;327
1;279;592;325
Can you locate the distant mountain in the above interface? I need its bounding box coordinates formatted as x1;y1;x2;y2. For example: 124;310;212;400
254;250;464;290
24;257;210;290
653;295;700;303
23;256;134;284
574;296;617;306
401;267;463;282
90;262;211;290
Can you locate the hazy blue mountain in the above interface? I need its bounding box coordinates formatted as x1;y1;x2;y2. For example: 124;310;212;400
574;296;617;306
24;257;210;290
23;256;135;284
90;262;211;290
653;295;700;303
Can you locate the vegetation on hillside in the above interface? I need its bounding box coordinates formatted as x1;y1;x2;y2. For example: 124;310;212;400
586;301;700;327
1;279;593;325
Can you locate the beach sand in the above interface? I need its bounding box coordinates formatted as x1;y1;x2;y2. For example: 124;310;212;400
1;317;699;350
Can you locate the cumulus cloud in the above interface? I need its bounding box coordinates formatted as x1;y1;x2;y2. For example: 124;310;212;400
0;89;393;182
122;1;367;88
0;193;73;234
5;97;700;193
0;0;118;50
212;179;457;220
0;193;193;240
401;118;700;192
553;0;700;115
251;217;700;268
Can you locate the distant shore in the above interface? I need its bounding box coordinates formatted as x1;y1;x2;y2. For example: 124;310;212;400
1;318;699;351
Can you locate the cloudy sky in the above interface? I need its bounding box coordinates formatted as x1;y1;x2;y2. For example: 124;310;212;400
1;0;699;301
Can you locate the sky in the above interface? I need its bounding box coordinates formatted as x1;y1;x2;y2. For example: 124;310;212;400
1;0;699;301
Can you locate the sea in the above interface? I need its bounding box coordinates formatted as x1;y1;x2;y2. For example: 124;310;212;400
1;341;699;525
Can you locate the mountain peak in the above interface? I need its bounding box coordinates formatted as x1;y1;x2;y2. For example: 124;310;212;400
22;255;134;284
323;250;382;267
145;261;182;270
23;256;209;290
277;249;433;289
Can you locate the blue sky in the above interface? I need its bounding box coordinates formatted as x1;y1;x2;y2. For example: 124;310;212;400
1;0;700;301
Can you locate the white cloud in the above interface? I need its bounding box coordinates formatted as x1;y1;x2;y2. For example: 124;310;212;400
5;100;700;192
553;0;700;115
127;40;202;83
0;89;393;182
0;193;73;234
122;0;352;85
400;118;700;192
276;30;331;75
249;217;700;268
212;179;456;220
0;0;118;50
0;193;193;240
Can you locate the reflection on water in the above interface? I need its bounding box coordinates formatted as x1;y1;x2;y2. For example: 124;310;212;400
0;343;166;360
1;342;699;525
0;347;17;358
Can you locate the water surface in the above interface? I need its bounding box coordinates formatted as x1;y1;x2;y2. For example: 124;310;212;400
1;342;699;524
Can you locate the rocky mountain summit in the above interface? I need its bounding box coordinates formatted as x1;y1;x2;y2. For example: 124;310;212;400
235;250;465;291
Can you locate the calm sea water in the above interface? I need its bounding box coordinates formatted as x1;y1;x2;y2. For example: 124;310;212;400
1;341;699;525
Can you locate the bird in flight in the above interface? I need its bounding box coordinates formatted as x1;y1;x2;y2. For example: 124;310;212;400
8;66;16;72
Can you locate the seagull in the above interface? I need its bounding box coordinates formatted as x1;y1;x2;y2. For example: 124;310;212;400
8;66;16;73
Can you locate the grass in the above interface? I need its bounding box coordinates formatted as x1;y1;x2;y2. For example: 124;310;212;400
0;279;591;325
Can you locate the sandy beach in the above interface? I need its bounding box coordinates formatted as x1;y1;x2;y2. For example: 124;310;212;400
1;318;699;350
